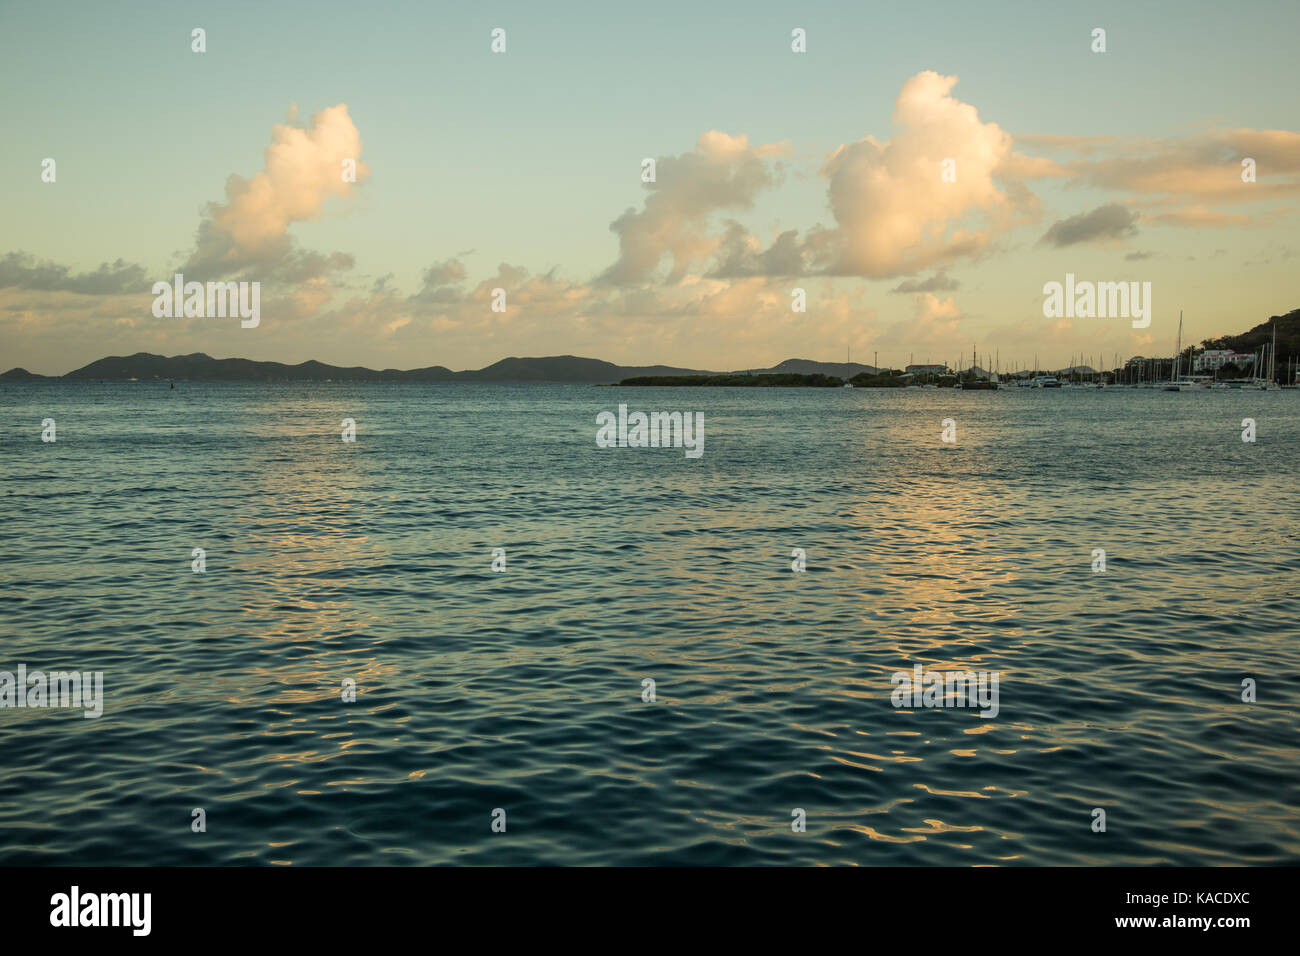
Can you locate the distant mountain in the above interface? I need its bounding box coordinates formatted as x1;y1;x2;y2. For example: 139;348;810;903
455;356;713;382
5;310;1292;382
0;367;50;381
58;352;457;382
3;351;719;384
0;352;876;383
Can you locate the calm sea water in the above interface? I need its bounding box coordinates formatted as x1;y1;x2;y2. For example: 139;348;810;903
1;382;1297;866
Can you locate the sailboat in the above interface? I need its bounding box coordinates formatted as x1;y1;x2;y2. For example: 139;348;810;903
959;345;997;389
1162;314;1182;391
1251;319;1277;389
1163;311;1206;390
1180;313;1207;388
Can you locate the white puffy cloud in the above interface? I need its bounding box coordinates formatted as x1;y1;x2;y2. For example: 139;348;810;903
807;71;1032;277
599;131;790;284
183;104;369;280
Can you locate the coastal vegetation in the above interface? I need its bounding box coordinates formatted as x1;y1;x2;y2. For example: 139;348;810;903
616;373;845;387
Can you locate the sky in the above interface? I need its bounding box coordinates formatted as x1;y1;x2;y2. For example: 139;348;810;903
2;0;1298;374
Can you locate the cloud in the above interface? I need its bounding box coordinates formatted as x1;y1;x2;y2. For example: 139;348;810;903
11;75;1299;377
805;72;1036;278
471;263;594;316
269;250;356;283
422;258;467;287
0;252;148;294
408;258;467;304
708;221;805;277
590;73;1300;293
1022;128;1300;206
598;72;1066;286
1039;203;1139;247
286;277;336;318
182;103;369;280
890;271;960;294
598;131;790;284
906;292;963;343
870;292;964;353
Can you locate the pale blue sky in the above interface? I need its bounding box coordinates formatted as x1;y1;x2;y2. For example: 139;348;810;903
2;0;1298;372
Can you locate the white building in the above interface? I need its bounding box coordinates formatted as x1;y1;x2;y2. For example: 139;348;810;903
1194;349;1255;372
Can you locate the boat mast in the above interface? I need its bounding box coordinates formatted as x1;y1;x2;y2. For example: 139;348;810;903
1175;310;1182;381
1272;317;1278;385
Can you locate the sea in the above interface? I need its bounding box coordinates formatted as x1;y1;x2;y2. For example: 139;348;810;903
1;381;1297;865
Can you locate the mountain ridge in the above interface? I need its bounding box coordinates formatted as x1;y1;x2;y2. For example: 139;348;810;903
4;308;1295;382
0;352;876;383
